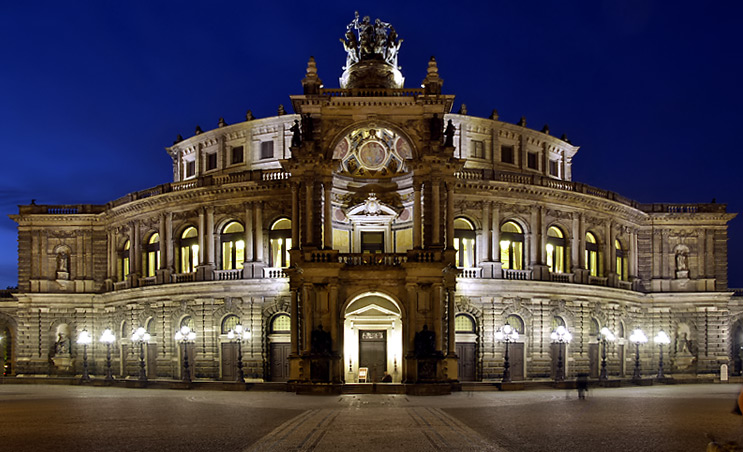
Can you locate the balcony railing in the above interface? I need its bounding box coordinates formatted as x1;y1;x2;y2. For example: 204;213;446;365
172;272;196;283
214;269;241;281
550;272;574;283
588;276;608;286
264;267;288;278
340;253;408;266
459;267;482;278
139;276;157;286
503;269;532;280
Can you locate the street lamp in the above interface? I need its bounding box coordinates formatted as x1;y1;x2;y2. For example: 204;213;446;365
550;325;572;382
131;327;151;382
227;323;251;383
494;324;519;383
175;325;196;382
654;330;671;379
76;330;92;383
100;328;115;382
599;327;616;381
630;328;648;381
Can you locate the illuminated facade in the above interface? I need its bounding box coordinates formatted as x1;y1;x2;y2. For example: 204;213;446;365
2;17;740;388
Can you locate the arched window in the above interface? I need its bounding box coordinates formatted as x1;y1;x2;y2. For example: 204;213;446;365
552;316;566;330
271;314;291;333
505;314;525;334
221;314;240;334
178;227;199;273
118;240;130;281
500;221;524;270
615;239;627;281
455;314;475;333
546;226;566;273
454;218;476;268
585;232;600;277
221;222;245;270
144;233;160;277
180;316;195;331
269;218;291;268
589;318;600;337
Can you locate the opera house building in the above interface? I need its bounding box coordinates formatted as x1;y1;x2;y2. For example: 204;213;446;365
1;16;740;392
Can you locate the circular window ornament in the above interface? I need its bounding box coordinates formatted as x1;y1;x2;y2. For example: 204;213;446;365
357;141;387;170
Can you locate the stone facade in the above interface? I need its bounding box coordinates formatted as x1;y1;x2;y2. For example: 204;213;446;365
1;20;741;385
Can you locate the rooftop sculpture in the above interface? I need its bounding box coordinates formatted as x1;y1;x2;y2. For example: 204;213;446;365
339;12;404;89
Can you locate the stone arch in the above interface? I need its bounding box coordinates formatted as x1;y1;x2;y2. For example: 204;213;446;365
327;119;420;162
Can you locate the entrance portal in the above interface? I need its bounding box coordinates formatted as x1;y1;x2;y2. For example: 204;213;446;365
344;293;402;383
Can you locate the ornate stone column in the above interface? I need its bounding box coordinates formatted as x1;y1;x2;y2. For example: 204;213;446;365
244;203;254;263
254;201;264;263
291;183;299;249
323;180;332;249
482;202;491;262
432;179;441;246
413;182;422;249
206;207;215;266
445;182;454;250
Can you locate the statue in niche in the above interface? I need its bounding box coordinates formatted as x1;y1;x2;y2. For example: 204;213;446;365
414;324;436;358
290;120;302;147
430;114;443;142
443;120;456;147
310;324;332;356
675;250;688;272
56;251;68;272
54;332;70;357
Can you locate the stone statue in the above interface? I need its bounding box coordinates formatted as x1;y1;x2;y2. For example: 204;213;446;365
430;114;443;142
675;251;688;272
54;332;70;356
342;12;402;67
301;114;314;141
444;120;456;147
56;252;69;273
414;324;436;358
290;120;302;147
310;324;332;356
245;110;255;121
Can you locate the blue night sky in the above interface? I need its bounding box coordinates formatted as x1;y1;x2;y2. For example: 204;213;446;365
1;1;742;288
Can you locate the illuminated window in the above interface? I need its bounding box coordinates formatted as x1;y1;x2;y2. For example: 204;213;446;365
455;314;475;333
454;218;476;268
221;315;240;334
180;316;195;331
585;232;600;277
500;221;524;270
231;146;244;164
546;226;566;273
118;240;130;281
269;218;291;268
221;221;245;270
144;233;160;277
361;231;384;253
179;227;199;273
615;239;627;281
506;314;525;334
552;316;565;329
271;314;291;333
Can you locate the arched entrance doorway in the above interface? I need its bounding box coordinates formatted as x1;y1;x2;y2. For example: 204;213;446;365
732;320;743;376
344;293;402;383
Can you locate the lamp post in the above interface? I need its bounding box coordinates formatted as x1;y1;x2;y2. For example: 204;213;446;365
77;330;92;383
494;324;519;383
100;328;115;382
654;330;671;379
131;327;151;382
550;325;572;382
599;327;615;381
227;324;251;383
175;325;196;382
630;328;648;382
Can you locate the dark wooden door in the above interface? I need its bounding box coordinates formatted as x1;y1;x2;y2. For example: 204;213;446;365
359;330;386;382
270;343;290;382
509;343;524;381
588;343;599;378
146;343;157;378
221;342;237;381
456;342;476;381
550;343;567;379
